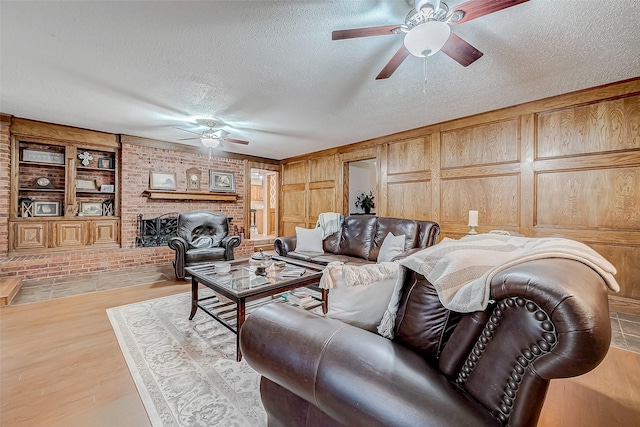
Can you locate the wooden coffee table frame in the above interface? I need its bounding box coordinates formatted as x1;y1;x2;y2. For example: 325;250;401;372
186;256;324;361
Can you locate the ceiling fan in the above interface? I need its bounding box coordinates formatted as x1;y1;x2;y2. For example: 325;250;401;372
177;119;250;151
332;0;529;79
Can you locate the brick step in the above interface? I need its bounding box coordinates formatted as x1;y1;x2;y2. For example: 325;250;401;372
0;277;23;307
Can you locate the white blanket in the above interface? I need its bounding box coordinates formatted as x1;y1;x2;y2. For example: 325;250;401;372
319;261;399;289
401;234;619;313
377;234;620;339
316;212;343;239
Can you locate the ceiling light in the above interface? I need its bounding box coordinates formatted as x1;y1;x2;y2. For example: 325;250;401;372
403;21;451;58
201;138;221;148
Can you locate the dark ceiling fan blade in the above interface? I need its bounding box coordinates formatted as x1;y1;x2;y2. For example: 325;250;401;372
440;33;483;67
332;24;402;40
450;0;529;25
223;137;250;145
375;45;411;80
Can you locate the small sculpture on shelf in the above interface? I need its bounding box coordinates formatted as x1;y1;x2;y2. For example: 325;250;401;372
18;198;33;218
78;151;93;166
102;199;115;216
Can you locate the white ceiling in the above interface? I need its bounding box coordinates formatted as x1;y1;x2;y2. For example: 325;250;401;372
1;1;639;160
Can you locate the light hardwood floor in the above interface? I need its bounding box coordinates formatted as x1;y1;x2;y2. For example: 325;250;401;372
1;279;639;426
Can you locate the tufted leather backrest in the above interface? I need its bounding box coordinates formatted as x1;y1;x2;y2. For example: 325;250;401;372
177;210;229;245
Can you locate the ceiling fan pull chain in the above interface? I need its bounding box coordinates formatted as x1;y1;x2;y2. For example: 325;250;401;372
423;57;429;94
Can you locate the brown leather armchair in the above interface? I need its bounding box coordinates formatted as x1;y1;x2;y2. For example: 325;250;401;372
240;258;612;427
168;210;241;279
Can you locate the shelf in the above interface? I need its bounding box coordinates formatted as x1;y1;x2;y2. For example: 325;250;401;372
142;190;239;201
19;187;65;193
76;190;115;195
77;166;115;172
19;160;65;168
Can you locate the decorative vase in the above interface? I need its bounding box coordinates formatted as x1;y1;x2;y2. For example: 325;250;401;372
364;207;371;214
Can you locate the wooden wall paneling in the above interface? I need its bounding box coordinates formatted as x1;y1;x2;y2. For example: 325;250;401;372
309;155;336;182
308;183;335;224
590;243;640;300
387;137;430;174
387;180;433;220
441;118;519;169
379;144;388;217
282;161;307;185
440;174;520;231
535;167;640;230
280;161;308;235
520;113;536;236
430;133;441;226
537;95;640;159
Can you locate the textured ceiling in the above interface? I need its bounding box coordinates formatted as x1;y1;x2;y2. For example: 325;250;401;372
1;1;639;160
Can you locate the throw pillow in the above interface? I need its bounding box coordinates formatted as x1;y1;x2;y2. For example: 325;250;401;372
319;261;401;332
190;236;214;249
377;232;406;263
326;278;398;332
295;226;324;253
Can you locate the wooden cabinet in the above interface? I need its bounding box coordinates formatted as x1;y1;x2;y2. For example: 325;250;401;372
9;121;120;254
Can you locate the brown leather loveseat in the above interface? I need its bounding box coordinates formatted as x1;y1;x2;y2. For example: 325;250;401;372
274;215;440;265
240;258;612;427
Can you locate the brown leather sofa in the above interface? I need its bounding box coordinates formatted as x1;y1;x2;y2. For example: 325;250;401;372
168;210;241;279
274;215;440;265
240;258;612;427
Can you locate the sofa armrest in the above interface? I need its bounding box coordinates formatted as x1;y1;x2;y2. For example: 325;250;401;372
221;235;241;260
168;236;189;279
274;236;297;256
240;304;498;427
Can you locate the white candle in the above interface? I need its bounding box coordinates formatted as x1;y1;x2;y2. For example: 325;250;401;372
468;210;478;227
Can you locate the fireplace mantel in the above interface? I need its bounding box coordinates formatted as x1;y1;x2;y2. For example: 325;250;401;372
142;190;239;201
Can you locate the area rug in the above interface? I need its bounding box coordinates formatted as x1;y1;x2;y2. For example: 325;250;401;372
107;291;267;427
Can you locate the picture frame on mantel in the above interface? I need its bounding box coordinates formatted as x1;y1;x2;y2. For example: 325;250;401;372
209;171;235;193
150;171;177;191
186;167;202;191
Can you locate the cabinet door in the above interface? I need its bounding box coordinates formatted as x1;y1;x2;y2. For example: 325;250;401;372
54;221;87;248
13;222;48;251
91;220;119;246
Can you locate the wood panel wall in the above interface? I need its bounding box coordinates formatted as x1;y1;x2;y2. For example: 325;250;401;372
279;78;640;301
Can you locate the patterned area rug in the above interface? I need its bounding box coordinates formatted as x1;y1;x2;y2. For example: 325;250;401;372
107;291;267;427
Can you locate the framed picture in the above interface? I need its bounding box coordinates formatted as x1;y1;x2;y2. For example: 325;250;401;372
80;202;102;216
76;179;97;190
100;184;115;192
33;201;60;217
150;171;177;190
98;157;114;169
209;171;235;193
23;149;65;165
186;167;201;191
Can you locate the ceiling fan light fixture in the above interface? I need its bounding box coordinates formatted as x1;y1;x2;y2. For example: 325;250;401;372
403;21;451;57
201;138;221;148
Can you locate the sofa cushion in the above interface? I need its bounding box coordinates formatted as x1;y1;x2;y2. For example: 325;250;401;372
377;232;406;263
369;217;419;261
309;254;372;266
185;247;226;264
295;226;324;253
337;216;377;259
393;272;462;364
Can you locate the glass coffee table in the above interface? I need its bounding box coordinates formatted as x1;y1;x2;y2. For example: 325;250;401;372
186;256;325;361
